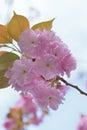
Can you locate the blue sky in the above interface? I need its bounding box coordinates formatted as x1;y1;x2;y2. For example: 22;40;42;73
0;0;87;130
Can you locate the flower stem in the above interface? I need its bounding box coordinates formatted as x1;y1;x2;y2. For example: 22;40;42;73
57;76;87;96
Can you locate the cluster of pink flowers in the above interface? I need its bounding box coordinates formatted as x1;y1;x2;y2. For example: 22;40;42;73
15;94;44;125
5;29;76;111
3;94;44;130
77;115;87;130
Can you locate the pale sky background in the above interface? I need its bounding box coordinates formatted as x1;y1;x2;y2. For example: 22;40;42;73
0;0;87;130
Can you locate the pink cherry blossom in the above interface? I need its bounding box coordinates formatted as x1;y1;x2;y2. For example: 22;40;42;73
3;119;16;130
60;53;76;77
29;114;44;125
14;94;45;125
35;54;60;80
36;29;58;44
77;115;87;130
3;118;24;130
3;94;45;130
18;29;76;78
19;29;39;58
15;94;37;115
5;28;76;111
30;78;68;110
5;57;38;92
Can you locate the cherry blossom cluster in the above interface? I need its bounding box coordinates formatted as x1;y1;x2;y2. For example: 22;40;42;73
5;29;76;111
3;94;45;130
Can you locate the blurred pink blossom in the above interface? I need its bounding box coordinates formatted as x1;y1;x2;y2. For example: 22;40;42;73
15;94;44;125
77;115;87;130
3;94;45;130
4;119;16;130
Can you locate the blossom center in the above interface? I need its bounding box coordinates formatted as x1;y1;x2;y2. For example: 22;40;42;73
49;96;52;100
31;41;35;44
22;70;27;74
46;63;50;68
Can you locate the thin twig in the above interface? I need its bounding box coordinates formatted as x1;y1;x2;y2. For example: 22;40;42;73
57;76;87;96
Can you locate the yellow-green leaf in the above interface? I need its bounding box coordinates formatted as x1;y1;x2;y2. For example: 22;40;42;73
0;69;7;77
7;12;30;41
0;25;12;44
31;18;55;31
0;52;19;89
0;51;6;56
0;69;9;89
0;52;19;71
0;77;9;88
0;76;9;89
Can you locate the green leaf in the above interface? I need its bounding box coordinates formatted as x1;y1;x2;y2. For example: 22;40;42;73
0;52;19;89
0;76;9;89
31;18;55;31
0;52;19;70
0;69;7;77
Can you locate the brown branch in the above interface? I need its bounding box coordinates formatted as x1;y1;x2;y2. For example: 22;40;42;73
57;76;87;96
